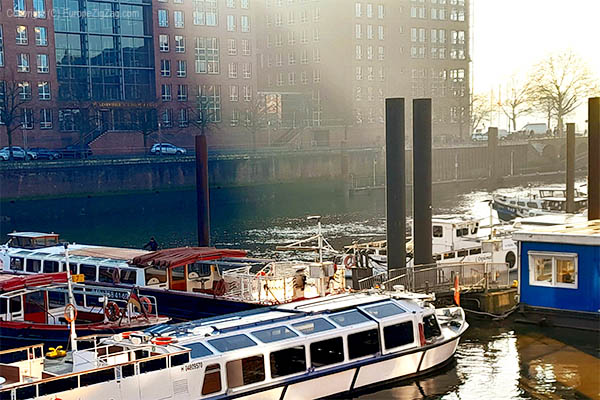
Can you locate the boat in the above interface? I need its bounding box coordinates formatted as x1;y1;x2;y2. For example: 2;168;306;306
0;291;468;399
493;186;587;221
0;272;169;349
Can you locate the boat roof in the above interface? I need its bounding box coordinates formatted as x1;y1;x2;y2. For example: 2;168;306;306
514;213;588;227
131;247;248;268
431;215;480;225
69;246;149;260
513;219;600;246
0;272;68;292
7;232;59;239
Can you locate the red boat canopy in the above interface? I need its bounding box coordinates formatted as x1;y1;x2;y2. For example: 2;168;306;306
131;247;248;269
0;272;68;292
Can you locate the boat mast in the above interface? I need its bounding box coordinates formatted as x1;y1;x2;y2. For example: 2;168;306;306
64;243;78;351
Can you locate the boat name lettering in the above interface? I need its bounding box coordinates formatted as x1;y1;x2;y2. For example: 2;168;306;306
183;362;202;372
88;289;129;300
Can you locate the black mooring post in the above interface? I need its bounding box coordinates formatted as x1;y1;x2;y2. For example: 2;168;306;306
413;99;433;266
385;98;406;273
487;127;498;189
566;123;575;213
196;134;210;247
589;97;600;220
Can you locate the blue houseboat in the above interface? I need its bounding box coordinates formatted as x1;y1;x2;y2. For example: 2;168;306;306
513;219;600;331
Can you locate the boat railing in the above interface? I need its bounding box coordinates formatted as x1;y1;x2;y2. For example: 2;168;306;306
358;262;510;294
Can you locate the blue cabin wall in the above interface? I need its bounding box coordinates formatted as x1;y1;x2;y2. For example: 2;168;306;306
520;241;600;313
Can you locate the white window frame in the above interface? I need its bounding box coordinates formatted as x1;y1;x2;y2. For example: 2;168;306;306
528;251;578;289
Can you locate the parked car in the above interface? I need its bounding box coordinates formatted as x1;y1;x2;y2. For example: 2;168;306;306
59;145;93;159
0;146;37;161
30;148;62;160
150;143;187;155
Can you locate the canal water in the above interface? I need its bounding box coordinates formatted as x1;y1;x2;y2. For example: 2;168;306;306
1;180;598;399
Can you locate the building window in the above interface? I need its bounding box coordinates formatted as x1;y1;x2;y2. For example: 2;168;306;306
300;10;307;23
177;60;187;77
227;15;236;31
529;252;578;289
377;4;384;19
288;52;296;65
226;0;235;7
228;62;238;78
313;69;320;83
175;35;185;52
177;84;188;101
367;24;373;39
314;7;320;22
35;27;47;46
300;49;308;64
355;66;362;80
230;108;239;126
241;0;248;8
198;84;221;122
158;10;169;27
313;28;320;41
301;71;308;85
355;45;362;60
38;81;50;100
58;109;79;131
174;11;184;28
313;48;320;63
14;0;26;17
242;63;251;78
355;24;362;39
178;108;188;127
161;108;172;127
275;34;282;47
242;39;251;56
288;71;295;85
378;25;384;40
22;108;33;129
378;46;384;60
228;39;237;55
277;73;283;86
18;81;31;100
160;59;171;76
229;85;238;101
355;2;361;17
275;53;282;67
40;109;52;129
161;84;172;101
17;54;30;72
287;10;295;25
159;35;169;52
288;31;296;45
16;26;28;45
0;26;4;67
241;15;250;32
367;45;373;60
195;37;220;74
243;85;251;101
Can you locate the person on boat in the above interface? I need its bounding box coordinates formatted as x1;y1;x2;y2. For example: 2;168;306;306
143;237;158;251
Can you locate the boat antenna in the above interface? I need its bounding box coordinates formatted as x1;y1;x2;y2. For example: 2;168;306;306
64;243;78;351
307;216;323;263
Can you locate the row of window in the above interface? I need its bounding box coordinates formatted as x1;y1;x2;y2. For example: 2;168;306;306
14;54;50;73
158;10;250;32
412;0;465;6
266;8;320;26
226;0;250;8
354;24;385;41
0;108;52;129
14;25;48;46
266;0;315;7
354;66;385;81
411;29;465;44
355;3;385;19
3;80;51;101
411;6;465;21
411;46;466;60
12;0;47;18
354;86;385;102
355;45;385;61
266;70;321;86
266;29;325;47
263;49;322;67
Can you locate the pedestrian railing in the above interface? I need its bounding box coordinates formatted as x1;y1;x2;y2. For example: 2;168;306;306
358;261;510;294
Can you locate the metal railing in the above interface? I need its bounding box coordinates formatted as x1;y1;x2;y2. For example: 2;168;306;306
358;261;510;293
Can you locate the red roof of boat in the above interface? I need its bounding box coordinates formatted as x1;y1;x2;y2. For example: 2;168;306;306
0;272;68;292
131;247;248;268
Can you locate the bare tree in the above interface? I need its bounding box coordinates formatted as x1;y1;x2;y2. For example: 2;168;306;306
528;51;599;136
184;89;221;137
129;106;159;152
0;79;28;160
501;76;533;132
470;93;492;134
240;95;279;150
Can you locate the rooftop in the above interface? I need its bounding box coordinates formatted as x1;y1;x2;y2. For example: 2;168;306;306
512;219;600;246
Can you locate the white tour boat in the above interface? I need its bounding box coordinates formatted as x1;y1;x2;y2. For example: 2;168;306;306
493;186;587;221
0;291;467;399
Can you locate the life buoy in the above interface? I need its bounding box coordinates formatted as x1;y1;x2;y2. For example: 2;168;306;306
343;254;356;268
255;271;266;278
121;331;133;339
64;304;77;323
140;296;152;314
151;336;173;345
105;301;121;322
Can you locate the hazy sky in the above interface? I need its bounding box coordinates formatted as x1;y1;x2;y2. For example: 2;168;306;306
472;0;599;129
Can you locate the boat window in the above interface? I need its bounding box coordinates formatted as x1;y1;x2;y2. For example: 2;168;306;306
531;255;552;284
517;201;525;206
461;228;469;236
455;228;462;237
9;296;22;314
80;368;115;387
292;318;336;335
329;310;370;327
423;315;441;340
471;225;478;234
25;258;42;273
187;342;213;359
39;376;78;396
348;329;379;359
80;264;97;281
170;352;190;367
432;225;443;238
310;337;344;368
188;262;211;279
434;254;441;261
99;266;117;283
120;269;137;285
202;364;222;395
145;267;168;286
252;326;298;343
509;201;516;205
16;385;36;399
383;321;414;349
527;202;538;209
208;334;257;353
226;355;265;388
364;302;405;319
43;260;60;273
10;257;24;271
24;291;45;317
469;248;482;255
140;357;167;374
48;291;66;308
457;250;468;257
444;252;455;259
122;364;135;378
270;346;306;378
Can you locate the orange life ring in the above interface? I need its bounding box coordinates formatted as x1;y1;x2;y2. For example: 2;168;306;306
64;304;77;323
140;296;152;314
343;254;356;268
255;271;266;278
151;336;173;345
105;301;121;322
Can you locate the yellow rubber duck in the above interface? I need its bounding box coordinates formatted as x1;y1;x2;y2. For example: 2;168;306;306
46;346;67;359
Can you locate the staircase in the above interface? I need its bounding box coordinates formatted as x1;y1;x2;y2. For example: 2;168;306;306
72;124;109;147
272;126;305;146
